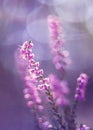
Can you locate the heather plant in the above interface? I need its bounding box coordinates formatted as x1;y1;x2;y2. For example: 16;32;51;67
47;15;71;71
15;15;92;130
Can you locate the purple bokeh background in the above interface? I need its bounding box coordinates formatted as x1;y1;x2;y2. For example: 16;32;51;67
0;0;93;129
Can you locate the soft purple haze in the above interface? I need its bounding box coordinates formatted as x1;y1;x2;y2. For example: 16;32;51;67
0;0;93;130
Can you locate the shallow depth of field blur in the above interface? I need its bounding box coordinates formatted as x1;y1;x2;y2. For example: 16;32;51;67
0;0;93;130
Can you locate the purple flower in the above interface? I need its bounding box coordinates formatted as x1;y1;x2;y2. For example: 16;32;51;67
48;15;71;71
19;41;44;83
23;77;43;111
18;41;64;130
49;74;69;106
76;124;90;130
80;124;90;130
75;73;88;101
38;117;53;130
16;41;91;130
18;41;49;111
18;41;61;113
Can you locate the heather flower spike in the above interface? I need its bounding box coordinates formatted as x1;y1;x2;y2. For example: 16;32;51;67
75;73;88;101
69;73;88;130
18;41;44;112
49;74;69;106
48;15;71;71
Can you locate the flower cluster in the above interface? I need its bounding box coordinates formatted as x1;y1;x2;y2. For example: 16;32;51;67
19;41;51;107
15;15;92;130
75;73;88;101
18;41;44;111
77;124;90;130
49;74;69;106
38;117;53;130
19;41;43;82
48;15;71;71
16;40;91;130
23;76;43;111
18;41;66;130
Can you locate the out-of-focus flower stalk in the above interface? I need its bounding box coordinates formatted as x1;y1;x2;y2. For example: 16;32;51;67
70;73;88;130
48;15;71;72
75;73;88;101
49;74;69;106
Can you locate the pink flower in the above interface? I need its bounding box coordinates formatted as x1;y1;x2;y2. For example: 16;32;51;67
38;117;53;130
16;41;91;130
23;75;43;111
49;74;69;106
75;73;88;101
76;124;90;130
19;41;44;84
48;15;71;71
18;41;58;112
18;41;48;111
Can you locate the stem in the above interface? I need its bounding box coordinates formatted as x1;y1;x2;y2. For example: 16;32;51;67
45;85;66;130
69;99;78;130
71;99;78;122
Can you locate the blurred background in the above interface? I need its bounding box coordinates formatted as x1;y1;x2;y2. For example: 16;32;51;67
0;0;93;129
